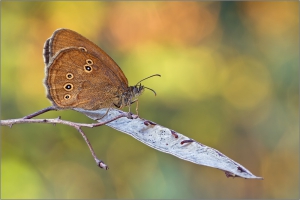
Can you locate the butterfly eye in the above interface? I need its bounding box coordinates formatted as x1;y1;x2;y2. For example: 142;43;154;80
79;47;87;52
64;94;71;100
84;65;93;73
64;83;73;91
66;73;74;79
86;59;93;65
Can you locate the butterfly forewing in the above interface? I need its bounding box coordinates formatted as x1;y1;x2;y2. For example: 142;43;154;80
44;28;128;87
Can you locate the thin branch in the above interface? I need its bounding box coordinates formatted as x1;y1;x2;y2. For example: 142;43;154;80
23;106;57;119
1;112;129;128
76;127;108;169
1;107;129;170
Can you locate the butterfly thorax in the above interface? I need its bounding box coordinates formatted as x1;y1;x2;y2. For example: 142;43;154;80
114;84;144;108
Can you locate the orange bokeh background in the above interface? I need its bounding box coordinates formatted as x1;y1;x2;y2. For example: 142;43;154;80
1;2;298;199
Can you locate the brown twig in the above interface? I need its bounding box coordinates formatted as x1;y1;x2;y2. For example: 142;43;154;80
1;107;129;170
23;106;58;119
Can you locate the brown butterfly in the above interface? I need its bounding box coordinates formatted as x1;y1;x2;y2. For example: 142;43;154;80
44;28;160;113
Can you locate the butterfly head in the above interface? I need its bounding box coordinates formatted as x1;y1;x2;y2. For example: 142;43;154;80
115;74;160;109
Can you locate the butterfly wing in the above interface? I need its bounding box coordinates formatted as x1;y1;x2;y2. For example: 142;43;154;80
44;28;128;87
45;48;127;110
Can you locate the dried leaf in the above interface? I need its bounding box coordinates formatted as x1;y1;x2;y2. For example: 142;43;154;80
74;108;263;180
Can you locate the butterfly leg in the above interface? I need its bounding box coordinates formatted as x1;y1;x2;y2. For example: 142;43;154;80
129;99;139;116
135;99;139;116
95;107;111;120
128;103;131;113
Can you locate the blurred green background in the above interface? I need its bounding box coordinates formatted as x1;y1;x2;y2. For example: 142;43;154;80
1;1;298;199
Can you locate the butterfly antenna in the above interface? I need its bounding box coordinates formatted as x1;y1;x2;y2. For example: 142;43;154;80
144;87;157;96
135;74;161;86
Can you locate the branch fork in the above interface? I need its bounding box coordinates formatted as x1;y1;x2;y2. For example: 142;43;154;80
2;106;131;170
